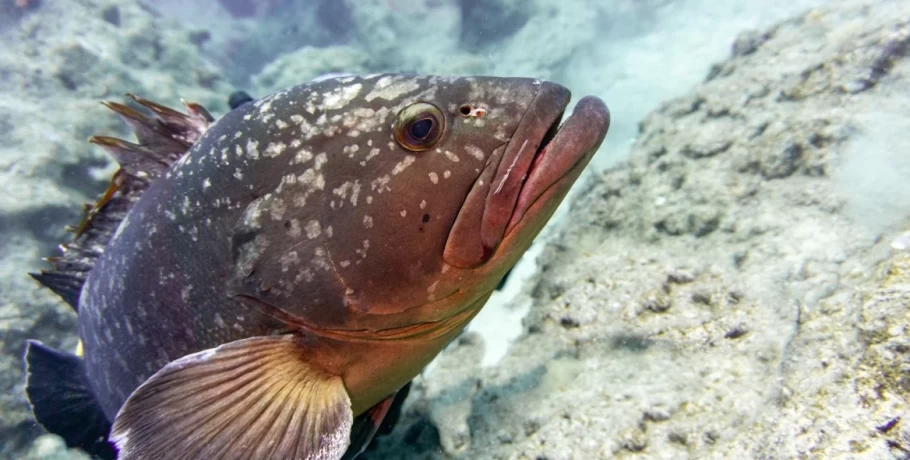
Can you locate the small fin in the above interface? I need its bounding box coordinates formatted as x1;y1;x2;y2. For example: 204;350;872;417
30;95;212;310
228;90;254;110
342;381;412;459
29;271;84;309
376;380;411;437
111;335;353;460
88;135;169;178
24;341;116;460
342;393;395;459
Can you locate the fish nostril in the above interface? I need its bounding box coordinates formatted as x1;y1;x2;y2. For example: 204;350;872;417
422;214;430;223
459;105;472;116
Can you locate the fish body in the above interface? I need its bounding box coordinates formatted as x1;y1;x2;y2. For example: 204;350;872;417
25;74;609;459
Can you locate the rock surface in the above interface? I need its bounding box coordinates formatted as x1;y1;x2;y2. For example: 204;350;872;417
366;0;910;458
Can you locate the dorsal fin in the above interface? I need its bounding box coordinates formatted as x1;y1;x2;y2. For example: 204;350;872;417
30;95;213;310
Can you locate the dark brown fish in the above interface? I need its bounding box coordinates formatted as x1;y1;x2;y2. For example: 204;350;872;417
25;74;610;459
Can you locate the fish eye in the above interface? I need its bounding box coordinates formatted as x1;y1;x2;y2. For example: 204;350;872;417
394;102;444;152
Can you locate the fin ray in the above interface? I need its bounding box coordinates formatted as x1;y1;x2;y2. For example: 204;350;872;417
111;335;353;460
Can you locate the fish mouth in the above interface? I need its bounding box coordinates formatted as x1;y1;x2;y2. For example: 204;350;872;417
443;82;610;268
502;95;610;236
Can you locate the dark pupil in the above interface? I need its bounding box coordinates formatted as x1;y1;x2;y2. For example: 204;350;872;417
409;118;433;140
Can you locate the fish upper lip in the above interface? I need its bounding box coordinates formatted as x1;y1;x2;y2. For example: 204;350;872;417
479;82;571;253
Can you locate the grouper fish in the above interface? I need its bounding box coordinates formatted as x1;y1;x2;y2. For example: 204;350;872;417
24;74;610;459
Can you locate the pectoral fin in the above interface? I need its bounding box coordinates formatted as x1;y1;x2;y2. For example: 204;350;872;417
110;335;352;460
342;381;412;459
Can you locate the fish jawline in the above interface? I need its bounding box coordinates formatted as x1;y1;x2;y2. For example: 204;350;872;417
235;290;480;342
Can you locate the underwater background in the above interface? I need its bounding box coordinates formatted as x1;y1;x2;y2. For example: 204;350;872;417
1;0;909;458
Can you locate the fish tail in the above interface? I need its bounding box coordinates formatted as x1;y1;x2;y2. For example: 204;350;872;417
29;95;213;310
24;340;116;460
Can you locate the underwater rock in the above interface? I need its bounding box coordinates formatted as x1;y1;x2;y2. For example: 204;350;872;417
252;45;373;95
0;0;231;457
366;0;910;458
343;0;462;72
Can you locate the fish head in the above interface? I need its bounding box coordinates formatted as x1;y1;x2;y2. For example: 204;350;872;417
227;74;609;330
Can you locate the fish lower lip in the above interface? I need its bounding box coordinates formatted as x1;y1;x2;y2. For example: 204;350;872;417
504;95;611;235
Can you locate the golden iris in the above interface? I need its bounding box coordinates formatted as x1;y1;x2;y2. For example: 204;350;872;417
394;102;444;152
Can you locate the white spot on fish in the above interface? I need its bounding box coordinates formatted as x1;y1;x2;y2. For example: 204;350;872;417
420;200;427;210
365;148;380;163
465;145;485;161
270;198;286;221
314;152;328;170
280;251;299;272
363;215;373;228
305;220;321;239
392;155;416;175
265;142;287;158
371;175;391;192
214;313;226;329
365;77;420;102
287;219;301;237
494;125;509;142
293;148;314;164
400;210;407;217
444;170;451;179
355;239;370;259
351;182;361;206
343;144;360;156
323;83;362;110
429;172;439;184
444;151;460;162
246;139;260;159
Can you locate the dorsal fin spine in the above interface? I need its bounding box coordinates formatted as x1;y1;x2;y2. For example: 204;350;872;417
30;96;213;310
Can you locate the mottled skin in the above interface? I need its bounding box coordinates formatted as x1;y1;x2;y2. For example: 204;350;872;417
79;74;608;422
